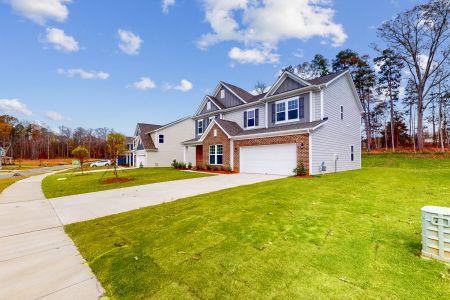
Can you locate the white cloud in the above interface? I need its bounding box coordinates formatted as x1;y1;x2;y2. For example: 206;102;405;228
46;111;64;121
118;29;142;55
57;68;110;80
162;0;175;13
132;77;156;90
198;0;347;64
44;27;79;52
8;0;71;25
174;79;193;92
0;98;32;116
228;47;279;64
293;48;304;58
418;54;438;72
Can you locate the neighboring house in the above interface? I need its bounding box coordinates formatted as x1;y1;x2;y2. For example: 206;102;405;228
183;70;363;175
119;136;134;166
131;118;195;167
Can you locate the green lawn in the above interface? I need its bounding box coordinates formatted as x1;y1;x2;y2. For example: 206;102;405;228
66;154;450;299
43;168;212;198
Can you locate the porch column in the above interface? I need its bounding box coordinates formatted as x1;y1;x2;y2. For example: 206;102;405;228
230;139;234;169
183;146;188;163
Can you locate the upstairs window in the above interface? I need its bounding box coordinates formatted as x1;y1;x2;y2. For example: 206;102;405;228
159;134;164;144
274;97;304;123
220;89;225;99
340;105;344;120
197;120;204;135
244;108;259;128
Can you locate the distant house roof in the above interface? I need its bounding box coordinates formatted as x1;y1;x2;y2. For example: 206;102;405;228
221;82;254;102
137;123;161;150
125;136;133;144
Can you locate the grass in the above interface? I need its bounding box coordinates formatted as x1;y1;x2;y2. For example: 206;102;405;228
65;154;450;299
0;176;26;193
42;168;213;198
0;165;40;171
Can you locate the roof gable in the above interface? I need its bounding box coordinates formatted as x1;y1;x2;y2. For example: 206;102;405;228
265;71;311;98
195;95;225;116
213;82;247;105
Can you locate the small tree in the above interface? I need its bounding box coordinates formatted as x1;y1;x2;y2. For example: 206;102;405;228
72;146;89;175
106;132;126;178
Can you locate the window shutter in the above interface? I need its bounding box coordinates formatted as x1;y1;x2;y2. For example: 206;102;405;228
255;109;259;126
243;111;248;128
299;98;305;119
271;103;276;123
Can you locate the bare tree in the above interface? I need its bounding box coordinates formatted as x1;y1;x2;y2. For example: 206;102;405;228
254;81;267;95
377;0;450;150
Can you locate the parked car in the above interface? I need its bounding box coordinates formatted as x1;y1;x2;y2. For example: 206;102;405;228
90;160;111;167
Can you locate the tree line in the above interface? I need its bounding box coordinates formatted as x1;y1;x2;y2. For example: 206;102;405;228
257;0;450;152
0;115;116;160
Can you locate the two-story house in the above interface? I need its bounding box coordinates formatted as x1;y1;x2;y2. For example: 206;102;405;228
131;117;195;167
182;70;363;175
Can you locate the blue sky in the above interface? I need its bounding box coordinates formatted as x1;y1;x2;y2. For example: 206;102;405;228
0;0;423;135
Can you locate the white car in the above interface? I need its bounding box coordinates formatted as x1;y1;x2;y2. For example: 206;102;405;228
90;160;111;167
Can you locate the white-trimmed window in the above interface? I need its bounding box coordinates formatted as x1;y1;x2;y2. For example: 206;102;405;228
220;89;225;99
275;97;304;123
207;101;211;110
158;134;164;144
340;105;344;120
197;120;204;135
351;145;354;161
209;144;223;165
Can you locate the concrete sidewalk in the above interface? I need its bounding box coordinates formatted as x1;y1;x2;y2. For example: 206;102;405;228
0;174;104;299
50;173;284;225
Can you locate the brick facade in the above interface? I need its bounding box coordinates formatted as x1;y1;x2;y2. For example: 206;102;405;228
233;134;309;173
200;124;231;167
196;124;309;173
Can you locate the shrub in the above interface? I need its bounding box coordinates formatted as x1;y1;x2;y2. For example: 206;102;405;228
226;166;233;173
179;162;186;169
212;165;219;171
293;160;307;176
206;164;212;171
171;159;178;169
188;162;192;169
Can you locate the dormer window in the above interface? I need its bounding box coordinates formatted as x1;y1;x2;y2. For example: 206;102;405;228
207;101;211;110
220;89;225;99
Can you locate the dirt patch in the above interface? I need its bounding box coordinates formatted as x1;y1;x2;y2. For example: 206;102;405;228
101;177;134;184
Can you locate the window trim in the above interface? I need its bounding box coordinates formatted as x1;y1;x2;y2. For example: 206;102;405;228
274;96;303;124
158;134;164;144
197;120;204;135
209;144;223;165
220;89;225;99
207;101;211;110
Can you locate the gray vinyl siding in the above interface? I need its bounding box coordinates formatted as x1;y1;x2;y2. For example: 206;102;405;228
274;77;306;95
313;91;321;121
199;100;220;115
267;92;310;127
223;104;266;130
310;75;361;175
215;87;243;108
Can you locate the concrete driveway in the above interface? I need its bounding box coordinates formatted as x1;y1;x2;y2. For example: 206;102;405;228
50;172;284;225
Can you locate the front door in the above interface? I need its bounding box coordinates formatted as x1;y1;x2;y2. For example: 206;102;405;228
196;145;203;166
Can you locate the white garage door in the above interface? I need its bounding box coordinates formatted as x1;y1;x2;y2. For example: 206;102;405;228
136;154;146;167
240;143;297;175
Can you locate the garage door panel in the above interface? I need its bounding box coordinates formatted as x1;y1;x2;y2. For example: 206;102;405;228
240;144;296;176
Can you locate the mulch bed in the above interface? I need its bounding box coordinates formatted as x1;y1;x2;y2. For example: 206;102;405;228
101;177;134;184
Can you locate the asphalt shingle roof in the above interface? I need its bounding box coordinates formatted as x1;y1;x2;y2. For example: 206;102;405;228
137;123;161;150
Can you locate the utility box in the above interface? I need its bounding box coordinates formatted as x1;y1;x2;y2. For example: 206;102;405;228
421;206;450;263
